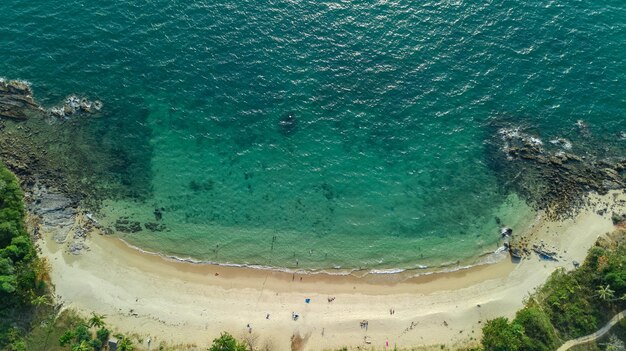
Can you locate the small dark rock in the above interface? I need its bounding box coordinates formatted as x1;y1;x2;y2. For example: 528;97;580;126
189;179;214;192
68;242;87;255
154;208;163;221
612;213;626;225
321;183;334;200
145;222;167;232
115;218;142;233
278;111;297;136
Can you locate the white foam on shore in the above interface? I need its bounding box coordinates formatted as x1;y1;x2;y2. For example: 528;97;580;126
117;238;358;276
369;268;407;274
549;138;573;150
115;237;512;279
0;77;32;86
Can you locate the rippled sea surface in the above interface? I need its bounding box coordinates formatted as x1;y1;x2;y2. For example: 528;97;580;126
1;0;624;269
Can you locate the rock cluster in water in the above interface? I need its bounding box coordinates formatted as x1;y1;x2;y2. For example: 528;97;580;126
114;217;168;233
490;125;625;219
114;218;142;233
0;77;152;221
49;95;103;119
0;79;102;121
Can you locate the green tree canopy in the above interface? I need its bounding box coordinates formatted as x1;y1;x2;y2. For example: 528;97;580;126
514;306;559;351
117;335;134;351
209;333;247;351
482;317;528;351
88;313;106;329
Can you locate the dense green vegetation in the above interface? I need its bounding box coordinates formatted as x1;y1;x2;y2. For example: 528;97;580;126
481;230;626;351
0;162;251;350
208;333;247;351
24;310;89;351
56;312;132;351
0;163;50;350
0;162;140;350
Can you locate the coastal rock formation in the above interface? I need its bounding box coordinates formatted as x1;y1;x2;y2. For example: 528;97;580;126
0;78;102;121
49;95;103;119
488;125;626;219
25;185;102;255
0;79;44;120
0;77;152;212
27;186;77;243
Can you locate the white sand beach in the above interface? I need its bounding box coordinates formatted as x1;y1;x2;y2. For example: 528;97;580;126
38;191;625;350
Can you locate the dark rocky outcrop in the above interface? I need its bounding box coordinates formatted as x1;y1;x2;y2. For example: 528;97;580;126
487;124;626;219
0;79;43;120
0;78;152;211
27;186;77;243
49;95;102;119
1;79;102;121
144;222;167;232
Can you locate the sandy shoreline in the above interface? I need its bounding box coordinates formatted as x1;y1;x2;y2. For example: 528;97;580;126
38;191;625;350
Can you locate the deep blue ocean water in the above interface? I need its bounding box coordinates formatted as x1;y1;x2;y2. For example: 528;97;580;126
1;0;624;269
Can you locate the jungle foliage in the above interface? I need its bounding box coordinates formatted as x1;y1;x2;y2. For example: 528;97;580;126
0;163;50;350
482;231;626;351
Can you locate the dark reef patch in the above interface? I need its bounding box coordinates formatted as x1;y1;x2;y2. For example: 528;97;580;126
145;222;167;232
278;111;297;136
320;182;336;200
485;118;625;219
114;218;142;233
189;179;215;192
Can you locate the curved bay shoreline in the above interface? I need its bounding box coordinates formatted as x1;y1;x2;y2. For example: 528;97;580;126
33;191;625;350
114;232;513;279
3;78;626;349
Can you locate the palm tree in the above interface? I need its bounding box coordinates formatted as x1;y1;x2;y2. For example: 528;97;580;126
596;284;615;301
117;336;134;351
88;312;106;329
71;340;91;351
30;294;51;307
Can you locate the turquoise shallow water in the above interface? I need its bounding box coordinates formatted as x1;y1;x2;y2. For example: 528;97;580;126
1;0;625;269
